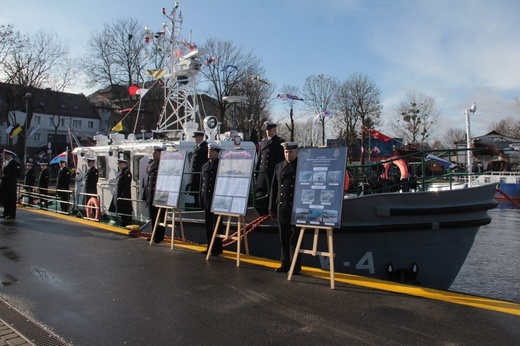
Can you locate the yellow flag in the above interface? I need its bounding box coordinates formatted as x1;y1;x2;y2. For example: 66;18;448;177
112;121;123;132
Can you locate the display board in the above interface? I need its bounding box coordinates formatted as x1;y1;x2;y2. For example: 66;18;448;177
292;147;347;228
153;150;187;208
211;149;256;216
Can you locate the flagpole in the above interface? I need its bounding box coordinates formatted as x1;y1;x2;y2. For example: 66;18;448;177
23;93;32;164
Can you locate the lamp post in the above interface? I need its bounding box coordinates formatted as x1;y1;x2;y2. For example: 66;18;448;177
464;103;477;187
223;96;247;131
23;93;32;165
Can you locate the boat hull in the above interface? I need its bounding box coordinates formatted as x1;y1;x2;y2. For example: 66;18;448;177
168;183;498;290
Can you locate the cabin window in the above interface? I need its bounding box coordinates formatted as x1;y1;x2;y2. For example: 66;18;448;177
97;156;107;179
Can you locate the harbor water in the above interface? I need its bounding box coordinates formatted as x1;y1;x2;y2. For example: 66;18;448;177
450;201;520;303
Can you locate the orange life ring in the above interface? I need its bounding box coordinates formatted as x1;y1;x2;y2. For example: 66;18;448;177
344;170;353;192
86;197;100;220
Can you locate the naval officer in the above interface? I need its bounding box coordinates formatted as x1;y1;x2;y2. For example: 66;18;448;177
1;149;20;219
186;130;208;208
268;142;300;273
255;121;284;216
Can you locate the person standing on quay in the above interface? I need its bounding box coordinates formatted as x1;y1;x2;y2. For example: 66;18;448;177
255;121;284;216
269;142;300;273
84;158;99;197
199;142;222;256
56;159;71;212
1;149;20;219
109;159;133;227
38;162;50;209
144;147;164;243
24;162;36;204
186;130;208;208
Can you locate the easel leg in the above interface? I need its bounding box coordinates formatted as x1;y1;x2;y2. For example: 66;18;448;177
288;227;306;281
327;228;335;289
177;208;185;240
206;214;222;261
170;209;176;250
149;208;161;245
242;216;250;256
236;216;241;267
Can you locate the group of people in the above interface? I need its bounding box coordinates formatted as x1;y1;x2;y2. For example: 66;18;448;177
255;122;301;274
2;120;302;273
143;121;301;272
0;149;73;219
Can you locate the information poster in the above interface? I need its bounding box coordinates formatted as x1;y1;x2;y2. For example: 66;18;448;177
154;150;187;208
292;147;347;228
211;149;255;216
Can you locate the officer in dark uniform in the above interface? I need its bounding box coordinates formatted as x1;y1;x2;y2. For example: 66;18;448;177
144;147;164;243
255;121;284;215
268;142;300;273
37;162;50;209
56;159;71;212
199;142;222;255
24;162;36;204
109;159;133;227
84;158;99;196
1;149;20;219
186;130;208;208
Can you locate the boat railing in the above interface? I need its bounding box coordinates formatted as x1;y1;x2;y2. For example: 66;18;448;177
346;147;480;195
17;183;75;214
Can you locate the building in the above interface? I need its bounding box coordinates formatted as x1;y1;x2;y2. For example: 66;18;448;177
0;83;100;163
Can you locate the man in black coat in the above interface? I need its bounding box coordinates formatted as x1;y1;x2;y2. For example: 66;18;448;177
24;162;36;204
199;142;222;255
56;160;71;212
144;147;164;243
255;121;284;215
186;130;208;208
38;162;50;209
268;142;300;273
1;150;20;219
84;158;99;196
109;159;133;227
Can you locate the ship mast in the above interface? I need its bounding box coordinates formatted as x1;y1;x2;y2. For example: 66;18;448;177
155;3;204;138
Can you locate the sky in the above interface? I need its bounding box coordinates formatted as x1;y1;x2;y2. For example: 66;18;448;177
2;0;520;139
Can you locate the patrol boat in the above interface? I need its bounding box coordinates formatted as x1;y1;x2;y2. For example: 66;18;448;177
62;5;498;290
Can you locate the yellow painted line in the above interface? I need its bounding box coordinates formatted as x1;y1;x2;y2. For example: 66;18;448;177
23;207;520;316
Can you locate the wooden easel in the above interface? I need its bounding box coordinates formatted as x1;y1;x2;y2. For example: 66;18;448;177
288;225;336;289
150;206;185;250
206;213;249;266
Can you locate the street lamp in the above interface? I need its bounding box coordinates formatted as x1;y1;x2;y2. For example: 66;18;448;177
464;103;477;187
223;96;247;131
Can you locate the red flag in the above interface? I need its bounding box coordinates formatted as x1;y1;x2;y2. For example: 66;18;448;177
362;127;392;142
371;129;392;142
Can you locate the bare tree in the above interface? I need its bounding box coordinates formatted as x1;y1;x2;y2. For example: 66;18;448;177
2;30;71;89
200;38;267;133
1;29;74;156
390;90;441;145
276;85;304;142
442;128;467;148
490;117;520;138
81;17;147;90
0;25;25;69
301;74;339;146
332;73;382;164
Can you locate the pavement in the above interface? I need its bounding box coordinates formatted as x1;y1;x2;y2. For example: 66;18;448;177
0;207;519;345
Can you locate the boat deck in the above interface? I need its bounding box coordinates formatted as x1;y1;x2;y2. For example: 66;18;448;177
1;207;519;345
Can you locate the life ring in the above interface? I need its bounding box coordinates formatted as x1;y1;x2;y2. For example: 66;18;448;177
86;197;100;220
381;157;409;180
